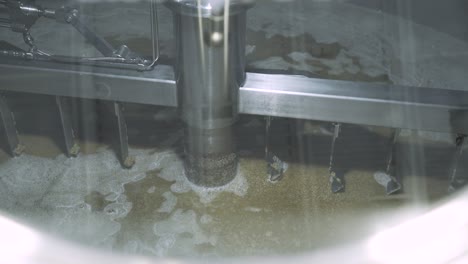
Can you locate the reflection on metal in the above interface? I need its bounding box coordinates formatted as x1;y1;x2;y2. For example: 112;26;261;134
0;61;178;106
449;134;468;192
240;73;468;135
328;123;345;193
55;96;79;157
112;102;135;169
0;94;24;156
1;60;467;135
149;0;160;66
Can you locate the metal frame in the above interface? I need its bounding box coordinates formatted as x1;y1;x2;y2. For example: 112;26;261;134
1;59;467;135
0;0;160;70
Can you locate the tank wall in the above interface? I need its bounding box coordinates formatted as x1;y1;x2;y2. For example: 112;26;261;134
348;0;468;41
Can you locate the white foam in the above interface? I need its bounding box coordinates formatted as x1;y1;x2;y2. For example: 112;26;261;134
0;147;239;254
0;147;170;247
43;205;121;246
246;44;257;56
147;186;156;194
103;198;133;220
157;152;249;204
152;209;216;256
189;169;249;204
157;191;178;213
374;171;392;187
250;56;292;71
200;214;213;224
0;154;67;208
249;0;468;88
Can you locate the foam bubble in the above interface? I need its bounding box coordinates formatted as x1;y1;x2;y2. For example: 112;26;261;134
103;200;133;220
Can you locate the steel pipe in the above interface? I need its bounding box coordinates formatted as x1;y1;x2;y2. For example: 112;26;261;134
166;0;250;187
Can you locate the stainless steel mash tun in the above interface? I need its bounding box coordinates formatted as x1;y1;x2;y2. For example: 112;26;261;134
1;0;468;193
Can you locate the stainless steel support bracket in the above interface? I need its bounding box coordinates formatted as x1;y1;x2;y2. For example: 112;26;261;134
55;96;79;157
112;101;135;169
0;93;24;156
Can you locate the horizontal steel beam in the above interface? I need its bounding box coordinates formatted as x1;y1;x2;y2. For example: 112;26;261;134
0;59;177;107
241;73;468;134
1;59;468;134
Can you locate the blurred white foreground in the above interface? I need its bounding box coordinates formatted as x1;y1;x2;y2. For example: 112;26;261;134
1;187;468;264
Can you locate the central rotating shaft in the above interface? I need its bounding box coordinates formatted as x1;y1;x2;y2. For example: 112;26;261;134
167;0;249;187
